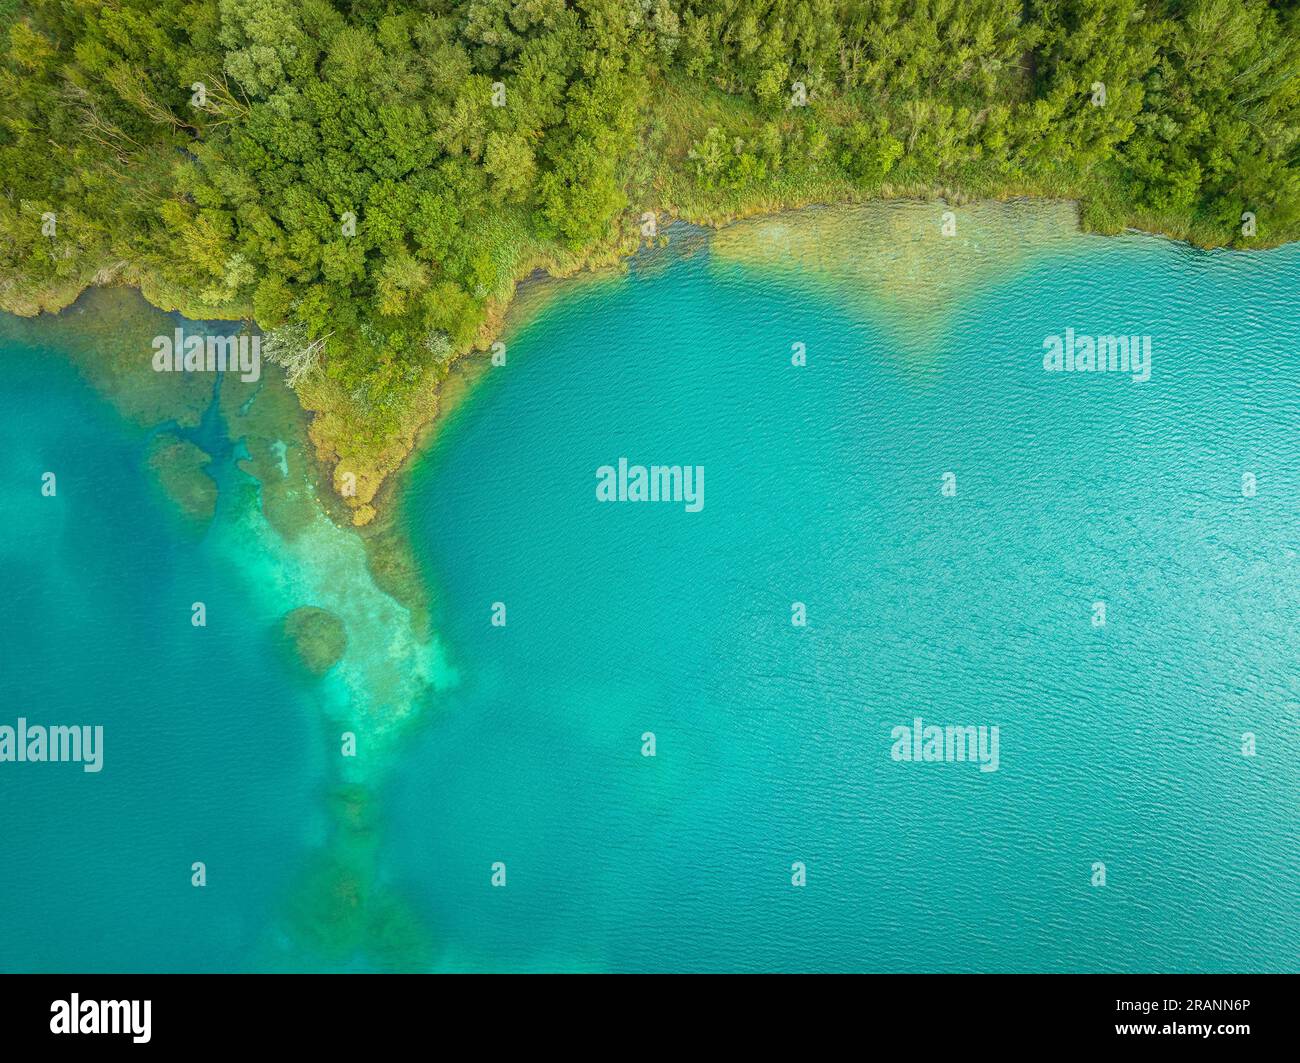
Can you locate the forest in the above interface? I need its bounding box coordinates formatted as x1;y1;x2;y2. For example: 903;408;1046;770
2;0;1298;514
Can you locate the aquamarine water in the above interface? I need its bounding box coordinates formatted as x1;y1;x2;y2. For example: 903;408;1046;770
390;228;1300;972
3;218;1298;973
0;332;329;971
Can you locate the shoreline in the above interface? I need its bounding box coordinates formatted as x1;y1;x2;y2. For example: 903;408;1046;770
5;191;1293;536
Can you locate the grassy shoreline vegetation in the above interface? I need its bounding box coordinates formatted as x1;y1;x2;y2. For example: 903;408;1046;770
2;0;1299;521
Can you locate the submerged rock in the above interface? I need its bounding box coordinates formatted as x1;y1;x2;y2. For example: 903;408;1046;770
281;606;348;676
146;433;218;526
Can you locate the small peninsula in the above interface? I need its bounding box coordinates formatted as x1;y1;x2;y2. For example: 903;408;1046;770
2;0;1297;522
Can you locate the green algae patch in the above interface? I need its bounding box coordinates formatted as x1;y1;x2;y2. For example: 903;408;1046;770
271;849;434;972
220;365;318;543
281;606;348;676
263;784;434;972
146;433;217;527
0;287;214;430
708;199;1089;353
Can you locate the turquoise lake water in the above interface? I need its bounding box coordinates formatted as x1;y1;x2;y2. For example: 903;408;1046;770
0;332;328;972
391;228;1300;972
2;220;1298;972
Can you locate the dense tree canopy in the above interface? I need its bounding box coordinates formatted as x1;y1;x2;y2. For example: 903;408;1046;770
2;0;1298;455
